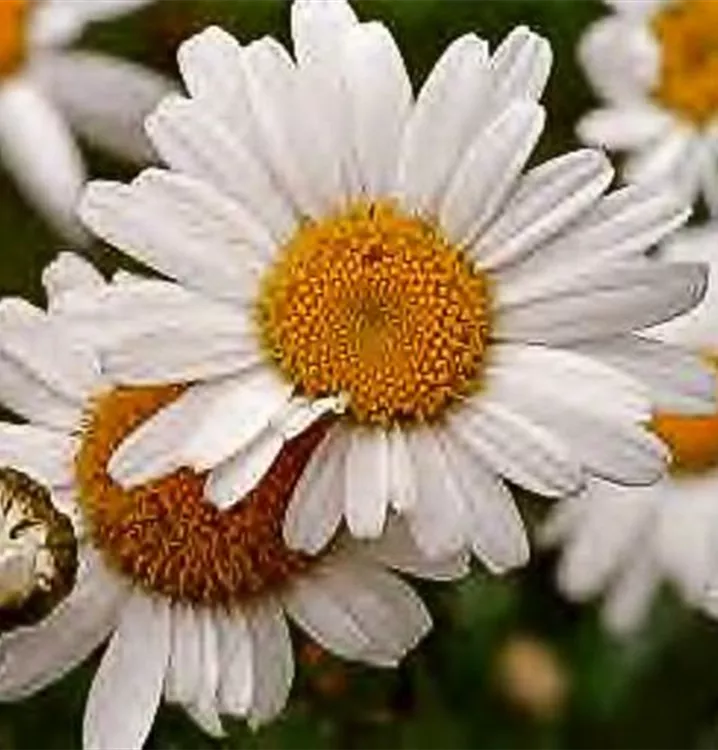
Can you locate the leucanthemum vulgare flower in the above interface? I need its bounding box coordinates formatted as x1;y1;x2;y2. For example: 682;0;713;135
543;224;718;636
0;0;172;242
0;253;464;750
577;0;718;215
75;0;712;574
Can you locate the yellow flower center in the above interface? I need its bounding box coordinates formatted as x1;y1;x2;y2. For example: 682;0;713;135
0;0;30;79
652;0;718;125
650;354;718;475
257;200;492;427
75;385;330;607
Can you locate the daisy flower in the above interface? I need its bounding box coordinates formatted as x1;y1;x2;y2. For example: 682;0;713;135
0;252;462;749
76;0;711;574
577;0;718;215
542;224;718;636
0;0;172;242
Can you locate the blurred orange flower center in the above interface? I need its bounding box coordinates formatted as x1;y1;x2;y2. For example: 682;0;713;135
652;0;718;125
75;385;329;607
650;355;718;475
257;199;492;427
0;0;30;79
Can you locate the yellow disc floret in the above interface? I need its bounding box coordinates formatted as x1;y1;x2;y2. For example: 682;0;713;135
0;0;30;79
257;200;492;426
650;354;718;475
75;385;330;607
652;0;718;125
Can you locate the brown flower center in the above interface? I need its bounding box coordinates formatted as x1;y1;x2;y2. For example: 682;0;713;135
75;385;329;607
652;0;718;125
257;200;492;427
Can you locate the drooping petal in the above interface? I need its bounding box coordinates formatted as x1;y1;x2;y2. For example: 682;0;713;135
84;592;170;750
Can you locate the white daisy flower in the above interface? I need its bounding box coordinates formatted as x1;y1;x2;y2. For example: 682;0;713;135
542;223;718;636
75;0;711;574
0;252;463;749
577;0;718;215
0;0;172;243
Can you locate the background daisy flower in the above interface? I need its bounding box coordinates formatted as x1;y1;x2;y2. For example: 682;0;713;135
542;223;718;636
0;252;464;749
577;0;718;215
75;0;713;575
0;0;172;243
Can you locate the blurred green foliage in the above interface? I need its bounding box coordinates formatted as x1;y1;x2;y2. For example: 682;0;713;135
3;1;718;748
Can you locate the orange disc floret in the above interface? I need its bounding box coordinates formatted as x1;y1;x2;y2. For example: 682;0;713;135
257;200;492;427
650;353;718;475
0;0;30;79
652;0;718;125
75;385;330;607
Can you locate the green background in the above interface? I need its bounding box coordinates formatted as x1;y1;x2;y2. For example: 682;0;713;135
2;1;718;748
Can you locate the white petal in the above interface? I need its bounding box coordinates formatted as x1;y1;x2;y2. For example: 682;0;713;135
498;261;708;345
283;426;349;554
283;572;372;664
578;17;659;102
145;95;297;243
345;429;389;539
246;598;294;728
0;297;99;405
602;551;660;636
438;429;529;573
405;427;467;559
216;609;253;718
487;345;669;485
291;0;358;64
341;22;413;196
359;516;470;581
489;26;552;106
471;149;614;269
165;606;223;738
79;171;274;304
301;558;432;666
0;79;87;244
102;322;261;386
53;277;243;352
395;33;490;214
499;184;691;307
555;482;658;599
109;380;227;488
30;51;173;163
489;343;651;423
30;0;152;47
84;593;170;750
440;100;545;246
272;394;347;443
0;351;81;430
205;427;284;510
0;556;125;700
577;105;673;150
240;37;343;217
449;397;583;498
0;424;73;488
176;26;258;148
183;368;292;471
623;128;694;187
42;252;106;313
387;424;417;512
574;335;716;416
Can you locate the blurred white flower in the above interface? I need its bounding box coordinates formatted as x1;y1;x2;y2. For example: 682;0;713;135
577;0;718;215
0;0;172;243
74;0;712;574
0;252;465;750
543;223;718;636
